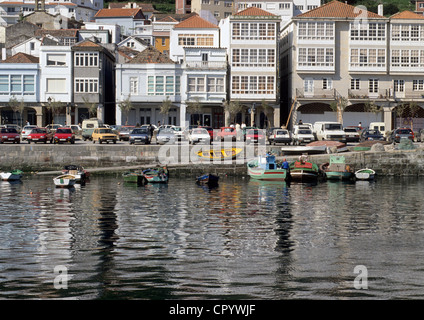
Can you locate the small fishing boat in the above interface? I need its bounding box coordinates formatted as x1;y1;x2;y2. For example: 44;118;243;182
197;148;243;160
122;171;147;185
320;155;353;180
247;153;288;181
62;165;89;183
196;173;219;185
0;169;23;181
355;168;376;181
289;156;320;182
53;174;76;188
143;167;169;183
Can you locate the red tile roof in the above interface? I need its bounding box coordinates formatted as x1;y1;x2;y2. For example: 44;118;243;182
297;0;384;19
234;7;276;16
72;39;102;48
174;15;218;29
391;11;424;19
94;8;143;18
1;52;39;63
129;46;175;64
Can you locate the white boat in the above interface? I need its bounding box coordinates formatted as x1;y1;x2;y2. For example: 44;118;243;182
53;174;76;188
0;169;23;181
61;165;89;183
355;168;376;181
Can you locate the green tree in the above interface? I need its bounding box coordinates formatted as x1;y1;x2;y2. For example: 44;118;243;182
160;96;172;124
119;95;133;125
223;99;242;125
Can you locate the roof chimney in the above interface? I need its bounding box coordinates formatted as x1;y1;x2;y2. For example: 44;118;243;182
378;4;383;16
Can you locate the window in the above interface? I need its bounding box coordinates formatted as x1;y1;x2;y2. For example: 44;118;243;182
178;34;213;46
413;80;424;91
23;75;35;94
148;76;180;95
130;77;138;94
47;78;66;93
231;22;276;40
350;48;385;68
351;78;360;90
392;24;424;42
322;78;333;90
207;77;224;92
74;52;99;67
369;79;378;93
47;54;66;66
10;75;22;93
188;77;205;92
232;48;275;67
350;22;385;41
0;75;8;93
231;76;274;95
298;47;334;67
304;79;313;93
75;78;98;93
394;80;404;92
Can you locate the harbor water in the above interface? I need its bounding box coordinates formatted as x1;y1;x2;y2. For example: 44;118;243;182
1;174;424;300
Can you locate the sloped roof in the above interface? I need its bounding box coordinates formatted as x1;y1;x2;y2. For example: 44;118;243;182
108;2;155;12
391;10;424;19
128;46;175;64
72;39;103;48
174;14;218;29
35;29;79;38
296;0;384;19
152;12;197;22
94;8;143;18
1;52;39;63
234;7;276;16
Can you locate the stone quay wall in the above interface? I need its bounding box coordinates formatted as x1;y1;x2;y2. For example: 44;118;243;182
1;144;424;176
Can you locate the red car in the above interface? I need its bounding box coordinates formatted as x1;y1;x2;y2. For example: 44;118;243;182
245;128;266;144
217;127;236;141
199;126;215;140
27;127;54;144
0;127;20;144
53;127;75;144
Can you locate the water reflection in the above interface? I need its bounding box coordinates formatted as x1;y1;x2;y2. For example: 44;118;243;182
2;175;424;299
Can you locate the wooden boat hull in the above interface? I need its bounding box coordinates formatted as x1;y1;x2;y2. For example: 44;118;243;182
325;171;353;180
123;172;147;185
1;170;23;181
143;168;169;183
355;169;375;181
247;166;288;180
196;174;219;185
53;175;76;188
197;148;242;160
289;160;319;182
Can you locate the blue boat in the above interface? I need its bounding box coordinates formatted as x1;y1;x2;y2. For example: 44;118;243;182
196;173;219;185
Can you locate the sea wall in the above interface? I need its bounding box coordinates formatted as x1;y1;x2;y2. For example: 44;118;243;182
2;144;424;176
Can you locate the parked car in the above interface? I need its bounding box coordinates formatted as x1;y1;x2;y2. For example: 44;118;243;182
21;125;37;141
92;128;118;144
387;128;414;144
70;125;82;135
0;127;21;144
171;126;185;141
241;126;257;141
1;124;22;133
266;127;281;144
272;129;292;145
129;128;151;145
199;126;215;141
292;125;315;145
344;126;360;142
360;129;385;142
118;126;135;141
217;127;237;141
53;127;75;144
27;127;53;144
189;128;211;144
45;124;63;133
82;118;104;141
156;128;176;145
245;129;266;144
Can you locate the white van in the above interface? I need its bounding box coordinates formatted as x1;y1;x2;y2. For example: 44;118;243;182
313;121;346;143
292;124;315;145
82;118;104;141
369;122;386;137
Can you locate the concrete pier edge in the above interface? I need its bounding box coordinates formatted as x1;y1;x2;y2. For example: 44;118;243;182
1;144;424;177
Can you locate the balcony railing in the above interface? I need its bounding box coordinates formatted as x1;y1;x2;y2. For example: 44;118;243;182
296;88;339;99
184;61;227;70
